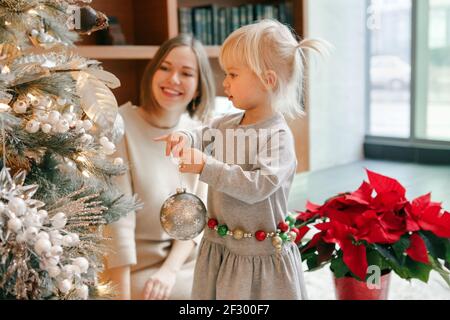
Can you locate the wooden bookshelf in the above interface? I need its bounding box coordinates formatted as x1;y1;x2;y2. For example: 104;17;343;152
78;0;305;96
79;0;308;172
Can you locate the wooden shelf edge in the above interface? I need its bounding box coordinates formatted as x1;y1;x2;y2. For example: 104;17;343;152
73;45;220;59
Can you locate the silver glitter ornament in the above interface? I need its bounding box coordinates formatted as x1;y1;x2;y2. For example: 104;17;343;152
160;188;207;240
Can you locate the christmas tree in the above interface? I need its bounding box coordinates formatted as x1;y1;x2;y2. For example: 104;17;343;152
0;0;140;299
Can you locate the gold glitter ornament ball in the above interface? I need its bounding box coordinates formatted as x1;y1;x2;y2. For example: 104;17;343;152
160;188;207;240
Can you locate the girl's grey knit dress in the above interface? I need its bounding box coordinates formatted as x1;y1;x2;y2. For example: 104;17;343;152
181;112;308;300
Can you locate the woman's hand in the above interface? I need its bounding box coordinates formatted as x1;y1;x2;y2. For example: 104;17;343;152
178;148;206;174
154;132;189;157
143;268;177;300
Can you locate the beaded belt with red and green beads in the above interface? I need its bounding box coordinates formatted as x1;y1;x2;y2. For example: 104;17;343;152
206;214;303;251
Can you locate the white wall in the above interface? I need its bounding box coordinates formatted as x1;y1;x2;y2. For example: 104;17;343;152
307;0;367;171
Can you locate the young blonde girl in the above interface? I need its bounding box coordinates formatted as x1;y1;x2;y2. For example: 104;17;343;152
104;34;215;300
156;19;324;300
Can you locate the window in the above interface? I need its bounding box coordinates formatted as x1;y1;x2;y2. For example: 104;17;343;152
367;0;450;143
368;0;412;138
415;0;450;141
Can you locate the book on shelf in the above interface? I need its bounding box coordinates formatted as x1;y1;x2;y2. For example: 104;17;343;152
178;7;193;35
191;4;220;45
218;7;226;44
239;5;247;27
263;4;274;20
231;7;240;31
246;4;254;24
210;5;220;46
254;4;263;21
205;8;212;45
225;7;232;38
285;1;294;26
278;2;287;25
192;8;203;43
178;1;294;46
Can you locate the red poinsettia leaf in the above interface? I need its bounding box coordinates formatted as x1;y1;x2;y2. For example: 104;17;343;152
320;222;361;271
406;233;429;264
315;222;332;231
357;219;402;244
301;231;324;252
292;226;310;243
409;193;443;223
404;203;421;232
327;206;367;226
296;210;317;222
379;211;406;233
345;181;373;205
321;220;356;245
406;216;421;232
295;202;323;222
366;169;406;198
354;210;378;229
322;195;349;211
341;239;368;281
419;208;450;238
412;193;431;212
306;201;322;213
373;191;405;211
430;200;443;207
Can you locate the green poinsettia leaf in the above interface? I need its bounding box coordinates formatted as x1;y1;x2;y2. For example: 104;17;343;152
306;254;319;270
301;250;316;261
405;257;432;283
366;249;390;271
391;264;411;280
373;244;402;267
331;252;350;278
299;244;316;254
419;230;447;260
392;236;410;266
301;249;332;272
446;243;450;263
303;249;315;258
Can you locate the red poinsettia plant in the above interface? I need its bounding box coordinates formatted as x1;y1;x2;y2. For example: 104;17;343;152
294;169;450;285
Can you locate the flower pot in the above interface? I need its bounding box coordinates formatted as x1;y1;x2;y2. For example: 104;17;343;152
333;271;391;300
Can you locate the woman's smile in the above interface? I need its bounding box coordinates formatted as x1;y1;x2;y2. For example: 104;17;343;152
160;86;184;98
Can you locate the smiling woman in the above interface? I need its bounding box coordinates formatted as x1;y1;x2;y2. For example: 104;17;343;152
141;34;216;122
150;47;200;118
102;34;216;300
